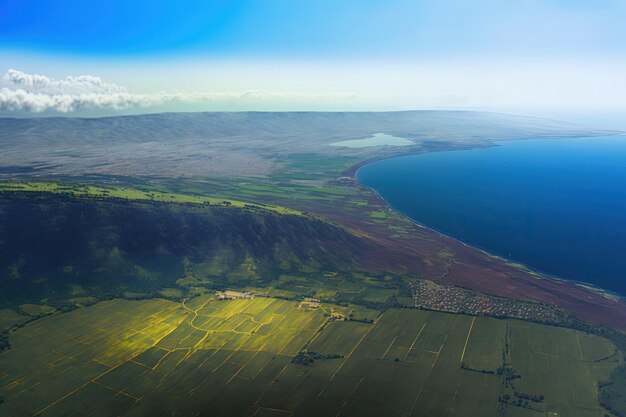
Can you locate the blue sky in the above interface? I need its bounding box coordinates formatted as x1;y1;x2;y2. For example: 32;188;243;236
2;0;625;58
1;0;625;114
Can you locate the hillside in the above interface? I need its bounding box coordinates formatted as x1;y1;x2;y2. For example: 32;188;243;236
0;192;363;306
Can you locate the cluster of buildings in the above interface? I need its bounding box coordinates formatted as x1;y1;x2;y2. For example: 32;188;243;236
215;291;323;311
216;290;253;300
410;281;564;322
300;297;321;309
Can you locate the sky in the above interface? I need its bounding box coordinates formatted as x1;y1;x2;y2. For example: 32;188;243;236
1;0;626;117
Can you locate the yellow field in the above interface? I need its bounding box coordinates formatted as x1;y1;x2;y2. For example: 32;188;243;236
0;297;620;417
0;296;327;416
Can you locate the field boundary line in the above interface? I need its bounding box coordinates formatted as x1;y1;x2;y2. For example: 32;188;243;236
253;364;289;406
381;336;398;360
575;333;584;361
405;322;428;360
326;318;378;386
303;315;332;348
408;387;424;416
15;381;41;397
254;407;293;415
35;351;139;415
459;317;476;364
430;335;448;370
92;380;139;401
332;376;365;416
228;328;282;386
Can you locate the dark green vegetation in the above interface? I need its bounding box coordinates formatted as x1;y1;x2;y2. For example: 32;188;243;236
600;366;626;417
291;350;344;366
0;332;9;351
0;297;621;417
0;192;366;307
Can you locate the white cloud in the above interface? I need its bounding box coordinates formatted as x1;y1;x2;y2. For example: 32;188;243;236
0;69;152;112
0;69;356;113
4;69;127;95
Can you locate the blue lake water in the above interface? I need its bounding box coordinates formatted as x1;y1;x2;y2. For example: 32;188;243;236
357;135;626;295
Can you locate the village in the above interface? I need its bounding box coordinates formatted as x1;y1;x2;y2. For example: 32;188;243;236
410;280;566;323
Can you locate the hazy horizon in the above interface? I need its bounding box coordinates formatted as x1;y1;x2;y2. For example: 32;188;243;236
1;0;626;116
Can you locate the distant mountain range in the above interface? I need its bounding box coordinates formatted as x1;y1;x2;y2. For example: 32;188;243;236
0;111;616;178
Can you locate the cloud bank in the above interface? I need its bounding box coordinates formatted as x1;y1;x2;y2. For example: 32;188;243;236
0;69;144;112
0;70;352;113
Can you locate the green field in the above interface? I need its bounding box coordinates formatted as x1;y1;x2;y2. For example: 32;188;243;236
0;297;619;417
0;181;304;216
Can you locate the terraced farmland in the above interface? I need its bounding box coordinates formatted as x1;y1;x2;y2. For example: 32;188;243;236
0;297;620;417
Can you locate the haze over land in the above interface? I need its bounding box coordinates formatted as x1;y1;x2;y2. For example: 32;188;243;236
0;111;610;178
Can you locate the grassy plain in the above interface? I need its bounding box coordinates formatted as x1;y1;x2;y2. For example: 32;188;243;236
0;181;304;216
0;297;619;417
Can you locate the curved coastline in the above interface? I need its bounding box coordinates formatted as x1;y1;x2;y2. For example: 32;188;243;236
350;138;625;302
